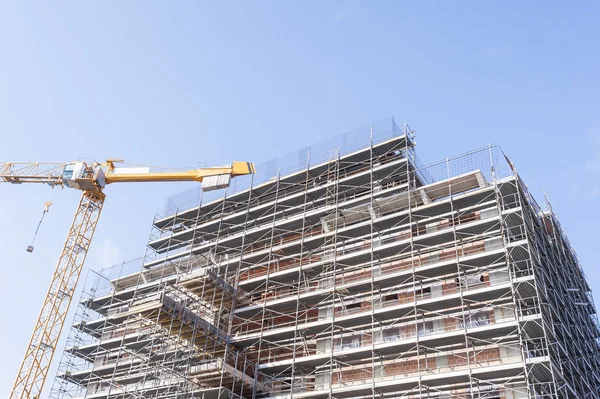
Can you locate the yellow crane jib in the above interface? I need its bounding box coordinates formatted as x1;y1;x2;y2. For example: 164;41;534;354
0;158;255;399
57;160;255;192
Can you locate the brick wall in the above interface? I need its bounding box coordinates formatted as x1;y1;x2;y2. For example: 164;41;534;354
330;356;441;386
331;367;372;384
448;347;501;367
384;357;436;376
336;269;372;285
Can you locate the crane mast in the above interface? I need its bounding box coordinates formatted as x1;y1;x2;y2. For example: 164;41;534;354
1;160;255;399
11;190;104;399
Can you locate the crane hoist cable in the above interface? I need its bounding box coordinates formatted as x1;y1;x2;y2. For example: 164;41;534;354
27;201;52;253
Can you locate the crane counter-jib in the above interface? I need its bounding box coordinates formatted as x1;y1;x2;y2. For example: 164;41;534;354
0;162;66;185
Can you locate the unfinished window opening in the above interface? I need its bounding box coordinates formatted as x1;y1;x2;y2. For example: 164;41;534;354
417;320;435;337
383;327;401;342
334;334;362;350
384;293;399;302
455;273;484;287
416;286;432;298
460;310;491;329
345;303;362;313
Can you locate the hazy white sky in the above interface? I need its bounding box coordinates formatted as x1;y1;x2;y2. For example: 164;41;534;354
1;1;600;397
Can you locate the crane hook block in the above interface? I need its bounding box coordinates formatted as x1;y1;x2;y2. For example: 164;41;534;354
27;201;53;253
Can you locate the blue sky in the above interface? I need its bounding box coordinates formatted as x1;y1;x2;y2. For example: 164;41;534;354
1;1;599;396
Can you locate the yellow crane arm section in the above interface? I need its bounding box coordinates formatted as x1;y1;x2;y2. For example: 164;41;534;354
104;161;256;183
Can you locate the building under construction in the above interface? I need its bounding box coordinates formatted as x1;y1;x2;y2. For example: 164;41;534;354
51;118;600;399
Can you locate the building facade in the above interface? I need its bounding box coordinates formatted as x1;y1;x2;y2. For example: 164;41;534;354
51;119;600;399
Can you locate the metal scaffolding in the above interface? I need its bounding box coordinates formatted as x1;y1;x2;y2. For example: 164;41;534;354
50;118;600;399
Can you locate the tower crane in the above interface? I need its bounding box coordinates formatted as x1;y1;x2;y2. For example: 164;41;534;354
0;159;256;399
